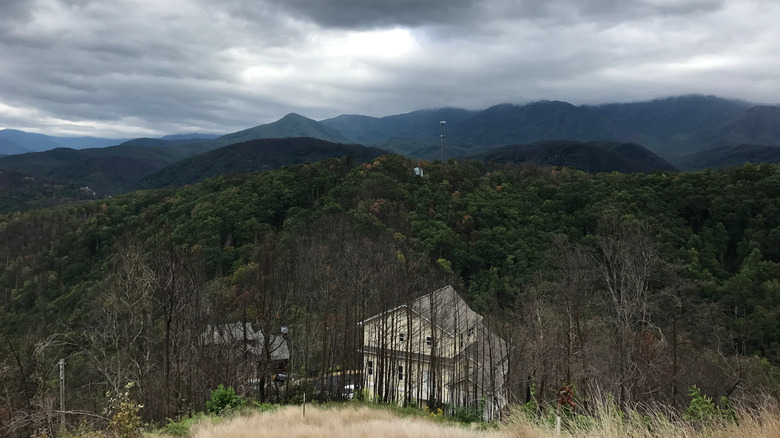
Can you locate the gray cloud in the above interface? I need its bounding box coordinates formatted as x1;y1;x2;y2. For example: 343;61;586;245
278;0;479;29
270;0;727;33
0;0;33;23
0;0;777;138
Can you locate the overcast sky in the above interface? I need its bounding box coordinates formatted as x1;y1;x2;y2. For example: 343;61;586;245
1;0;778;138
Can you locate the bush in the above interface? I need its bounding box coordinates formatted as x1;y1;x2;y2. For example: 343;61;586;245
451;399;485;424
105;382;143;438
684;385;737;427
206;385;244;416
684;385;716;424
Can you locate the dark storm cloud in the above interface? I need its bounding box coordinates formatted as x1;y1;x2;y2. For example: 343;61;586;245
0;0;777;137
269;0;478;29
271;0;725;30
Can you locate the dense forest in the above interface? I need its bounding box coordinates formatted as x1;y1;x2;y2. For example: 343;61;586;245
2;155;780;436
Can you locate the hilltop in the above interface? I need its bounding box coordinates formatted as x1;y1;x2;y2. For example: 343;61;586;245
137;137;388;189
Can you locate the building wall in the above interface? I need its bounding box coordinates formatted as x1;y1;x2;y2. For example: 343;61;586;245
361;305;496;409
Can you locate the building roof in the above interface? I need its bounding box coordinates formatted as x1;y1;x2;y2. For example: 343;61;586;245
361;285;483;336
203;322;290;361
409;285;483;335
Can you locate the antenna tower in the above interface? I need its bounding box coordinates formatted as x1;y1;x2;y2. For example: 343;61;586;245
440;120;446;163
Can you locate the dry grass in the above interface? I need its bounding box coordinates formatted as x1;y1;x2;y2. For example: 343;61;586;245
187;403;780;438
505;403;780;438
190;405;502;438
561;411;780;438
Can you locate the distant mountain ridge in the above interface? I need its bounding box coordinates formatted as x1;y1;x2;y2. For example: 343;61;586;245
213;113;349;147
587;95;752;154
475;140;677;173
450;101;621;149
3;95;778;164
0;129;218;156
319;95;778;162
0;129;128;154
685;106;780;151
323;108;478;143
161;133;222;141
0;138;31;155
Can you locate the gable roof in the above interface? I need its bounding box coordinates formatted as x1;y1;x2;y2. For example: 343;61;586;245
361;285;483;336
409;285;483;335
203;322;262;344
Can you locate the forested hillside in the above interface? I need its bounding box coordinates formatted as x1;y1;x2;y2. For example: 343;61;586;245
680;144;780;170
0;169;95;212
0;138;386;212
0;144;201;196
136;137;389;189
475;140;677;173
2;156;780;435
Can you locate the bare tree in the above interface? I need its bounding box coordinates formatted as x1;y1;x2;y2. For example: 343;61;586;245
595;216;659;407
81;237;155;397
149;232;205;418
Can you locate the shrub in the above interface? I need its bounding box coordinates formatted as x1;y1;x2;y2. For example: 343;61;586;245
206;385;244;416
104;382;143;438
452;399;485;424
684;385;716;424
683;385;736;427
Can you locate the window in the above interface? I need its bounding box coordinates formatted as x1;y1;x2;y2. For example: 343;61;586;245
459;333;464;349
426;336;432;346
399;333;405;342
398;365;404;380
468;326;475;337
367;360;373;375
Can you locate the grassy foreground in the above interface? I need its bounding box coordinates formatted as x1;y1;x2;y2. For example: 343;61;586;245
189;405;500;438
181;404;780;438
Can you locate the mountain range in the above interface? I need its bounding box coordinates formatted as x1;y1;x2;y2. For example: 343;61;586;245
323;95;779;164
1;94;779;212
3;95;778;161
0;129;134;155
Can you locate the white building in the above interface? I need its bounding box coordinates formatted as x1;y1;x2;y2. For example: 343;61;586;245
360;285;508;419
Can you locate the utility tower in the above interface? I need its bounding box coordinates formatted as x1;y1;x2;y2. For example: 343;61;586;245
440;120;446;163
